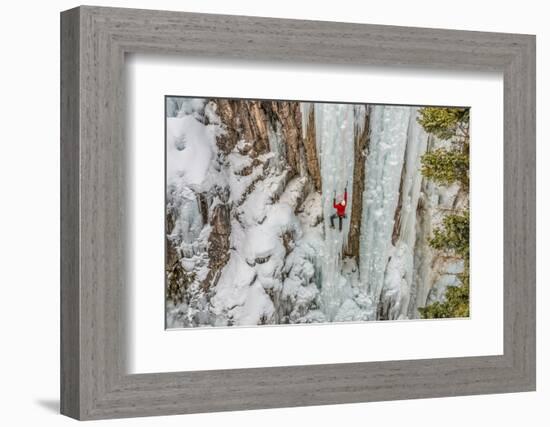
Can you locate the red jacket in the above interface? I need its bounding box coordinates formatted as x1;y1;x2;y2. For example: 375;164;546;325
333;190;347;217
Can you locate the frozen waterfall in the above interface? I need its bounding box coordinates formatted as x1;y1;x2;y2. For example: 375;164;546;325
312;103;364;321
310;104;431;321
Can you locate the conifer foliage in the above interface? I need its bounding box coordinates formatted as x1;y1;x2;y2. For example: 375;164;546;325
417;107;470;319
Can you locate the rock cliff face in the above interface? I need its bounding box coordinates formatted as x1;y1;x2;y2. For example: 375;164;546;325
344;107;370;262
303;107;322;192
166;99;325;327
202;202;231;291
214;99;271;156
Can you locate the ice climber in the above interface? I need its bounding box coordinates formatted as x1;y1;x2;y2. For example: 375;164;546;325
330;186;348;231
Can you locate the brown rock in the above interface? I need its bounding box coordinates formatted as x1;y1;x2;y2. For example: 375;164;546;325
202;203;231;291
303;107;322;192
344;107;370;262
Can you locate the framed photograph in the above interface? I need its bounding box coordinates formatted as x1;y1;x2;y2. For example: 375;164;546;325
61;6;536;420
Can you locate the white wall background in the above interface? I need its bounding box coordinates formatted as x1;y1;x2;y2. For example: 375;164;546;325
0;0;546;425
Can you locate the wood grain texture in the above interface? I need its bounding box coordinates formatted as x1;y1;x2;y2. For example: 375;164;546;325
60;5;536;420
60;7;80;419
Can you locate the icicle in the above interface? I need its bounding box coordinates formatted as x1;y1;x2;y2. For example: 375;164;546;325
314;103;358;320
378;108;429;319
359;106;412;305
267;121;285;172
300;102;312;139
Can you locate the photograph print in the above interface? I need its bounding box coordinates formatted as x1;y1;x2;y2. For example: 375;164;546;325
165;97;470;329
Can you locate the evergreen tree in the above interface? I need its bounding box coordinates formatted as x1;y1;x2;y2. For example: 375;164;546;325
421;148;469;189
418;213;470;319
417;107;470;319
429;213;470;260
417;107;469;140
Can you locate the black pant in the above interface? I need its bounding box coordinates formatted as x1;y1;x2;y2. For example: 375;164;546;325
330;214;344;231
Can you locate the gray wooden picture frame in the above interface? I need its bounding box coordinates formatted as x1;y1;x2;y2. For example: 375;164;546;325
60;5;536;421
